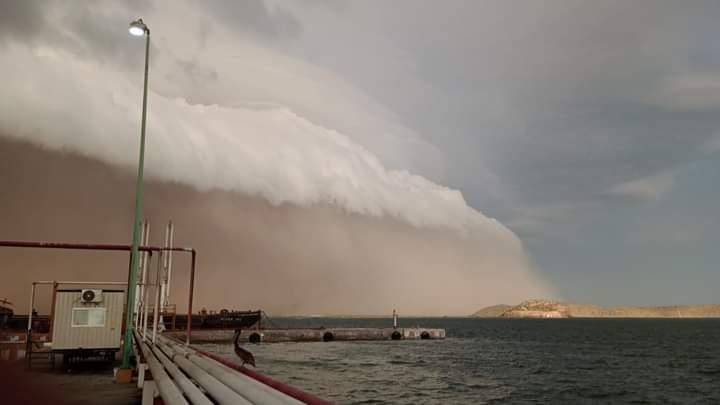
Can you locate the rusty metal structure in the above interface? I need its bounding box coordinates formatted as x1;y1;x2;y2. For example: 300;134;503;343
0;240;198;346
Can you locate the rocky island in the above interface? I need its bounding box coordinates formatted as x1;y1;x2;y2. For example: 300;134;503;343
473;299;720;318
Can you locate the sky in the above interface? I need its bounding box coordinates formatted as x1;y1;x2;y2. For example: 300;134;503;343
1;1;719;312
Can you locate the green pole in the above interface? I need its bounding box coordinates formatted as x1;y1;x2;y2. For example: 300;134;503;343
121;27;150;369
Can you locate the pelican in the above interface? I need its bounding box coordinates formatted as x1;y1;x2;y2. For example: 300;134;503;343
233;329;256;367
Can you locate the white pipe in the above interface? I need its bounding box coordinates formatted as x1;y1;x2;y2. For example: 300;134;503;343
151;252;162;344
138;220;151;334
135;333;189;405
159;222;170;310
136;221;149;328
32;281;126;286
188;349;302;404
157;336;302;405
141;290;149;341
157;337;191;356
136;222;144;322
27;283;35;332
158;343;253;405
142;253;152;341
141;222;150;291
164;221;174;307
149;343;213;405
141;222;151;316
158;221;172;330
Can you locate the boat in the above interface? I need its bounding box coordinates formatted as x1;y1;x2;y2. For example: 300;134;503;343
0;298;13;329
160;309;262;330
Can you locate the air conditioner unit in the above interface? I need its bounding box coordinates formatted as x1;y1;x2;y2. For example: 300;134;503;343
81;289;103;303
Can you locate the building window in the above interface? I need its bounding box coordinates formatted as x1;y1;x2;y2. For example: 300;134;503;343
72;307;106;327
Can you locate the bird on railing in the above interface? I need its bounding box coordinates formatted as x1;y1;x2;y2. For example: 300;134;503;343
233;329;256;367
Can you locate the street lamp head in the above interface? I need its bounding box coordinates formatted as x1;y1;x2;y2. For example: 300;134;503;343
129;18;148;36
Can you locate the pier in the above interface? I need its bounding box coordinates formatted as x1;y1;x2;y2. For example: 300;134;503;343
1;235;446;404
173;327;446;343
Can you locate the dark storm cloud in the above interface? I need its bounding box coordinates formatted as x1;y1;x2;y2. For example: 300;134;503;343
176;59;219;82
0;1;155;65
0;0;223;95
4;0;718;232
0;0;46;41
205;0;302;40
60;12;146;63
0;0;295;87
286;0;720;232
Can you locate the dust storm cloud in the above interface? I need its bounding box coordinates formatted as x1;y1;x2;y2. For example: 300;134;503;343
0;1;552;315
0;138;550;315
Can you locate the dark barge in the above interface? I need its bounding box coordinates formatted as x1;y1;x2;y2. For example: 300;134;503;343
3;310;262;333
160;309;262;330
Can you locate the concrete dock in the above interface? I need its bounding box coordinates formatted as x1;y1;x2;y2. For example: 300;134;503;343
171;327;446;343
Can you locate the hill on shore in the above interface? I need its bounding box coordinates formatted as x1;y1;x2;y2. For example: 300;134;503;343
472;305;512;317
473;299;720;318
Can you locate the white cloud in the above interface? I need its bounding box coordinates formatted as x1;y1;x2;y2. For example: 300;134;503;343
609;171;675;201
650;74;720;112
0;45;509;238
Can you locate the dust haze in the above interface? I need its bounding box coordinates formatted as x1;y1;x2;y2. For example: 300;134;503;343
0;1;552;315
0;137;550;315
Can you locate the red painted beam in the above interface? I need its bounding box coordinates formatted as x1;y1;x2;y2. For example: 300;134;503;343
0;240;193;253
191;345;334;405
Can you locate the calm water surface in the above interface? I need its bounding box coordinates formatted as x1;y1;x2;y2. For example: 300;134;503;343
202;318;720;404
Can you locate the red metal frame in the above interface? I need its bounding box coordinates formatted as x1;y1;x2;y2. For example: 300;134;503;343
0;240;197;345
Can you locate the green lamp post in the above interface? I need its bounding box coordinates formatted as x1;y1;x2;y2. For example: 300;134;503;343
120;18;150;371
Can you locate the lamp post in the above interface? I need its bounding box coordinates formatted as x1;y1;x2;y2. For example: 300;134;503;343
120;18;150;372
